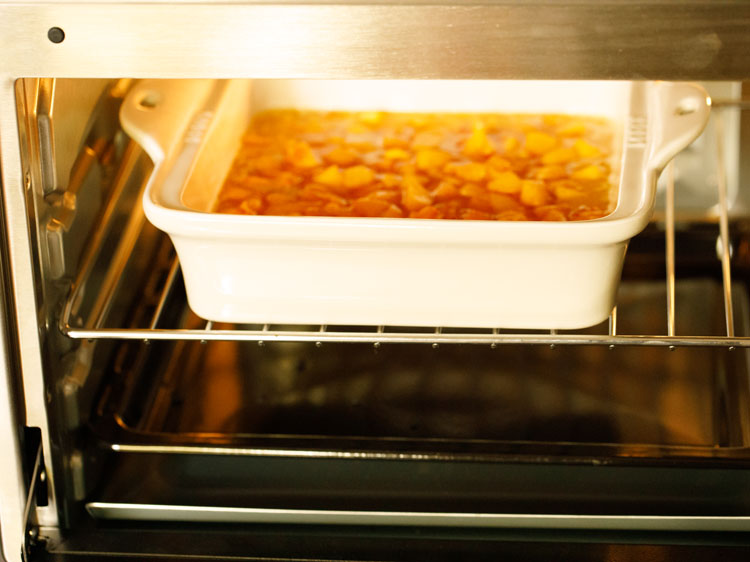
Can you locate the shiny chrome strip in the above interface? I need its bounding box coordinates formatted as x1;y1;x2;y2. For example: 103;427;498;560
665;160;676;338
715;108;736;338
60;326;750;347
112;443;487;460
1;78;60;536
86;502;750;531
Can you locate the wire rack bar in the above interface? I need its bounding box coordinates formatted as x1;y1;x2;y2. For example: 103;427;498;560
715;109;736;338
665;160;677;337
62;325;750;347
148;258;180;330
608;307;617;337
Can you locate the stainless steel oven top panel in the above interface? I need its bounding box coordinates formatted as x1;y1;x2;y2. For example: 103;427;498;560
0;2;749;80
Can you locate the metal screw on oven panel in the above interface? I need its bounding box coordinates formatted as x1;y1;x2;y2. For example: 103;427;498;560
315;341;323;348
47;27;65;44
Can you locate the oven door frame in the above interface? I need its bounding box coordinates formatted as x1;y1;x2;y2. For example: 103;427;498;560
2;2;750;561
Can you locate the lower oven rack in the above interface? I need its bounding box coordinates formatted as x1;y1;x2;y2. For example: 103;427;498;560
59;104;747;348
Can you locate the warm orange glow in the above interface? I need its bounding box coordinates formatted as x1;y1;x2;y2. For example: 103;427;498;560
216;109;616;221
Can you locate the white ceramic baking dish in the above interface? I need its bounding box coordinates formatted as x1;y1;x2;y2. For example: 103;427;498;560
121;79;710;329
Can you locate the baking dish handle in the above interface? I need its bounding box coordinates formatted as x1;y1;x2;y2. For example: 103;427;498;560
120;79;221;168
647;82;711;173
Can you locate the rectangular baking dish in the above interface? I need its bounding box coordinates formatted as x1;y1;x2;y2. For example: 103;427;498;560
121;79;709;329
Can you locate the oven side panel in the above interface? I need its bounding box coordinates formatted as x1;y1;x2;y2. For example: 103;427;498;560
0;291;24;562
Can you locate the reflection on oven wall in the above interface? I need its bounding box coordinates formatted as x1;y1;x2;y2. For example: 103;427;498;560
654;82;743;217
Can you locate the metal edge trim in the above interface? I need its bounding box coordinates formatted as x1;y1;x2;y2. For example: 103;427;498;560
85;502;750;531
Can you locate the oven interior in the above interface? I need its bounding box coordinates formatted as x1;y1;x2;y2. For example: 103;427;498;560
13;78;750;553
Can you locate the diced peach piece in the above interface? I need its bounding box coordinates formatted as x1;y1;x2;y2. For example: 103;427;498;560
401;175;433;211
275;172;303;188
382;204;405;218
525;131;557;155
541;147;576;165
265;202;304;216
558;122;586;137
393;162;417;176
371;190;401;204
448;162;486;182
486;155;512;171
325;146;360;166
243;176;276;193
343;165;376;188
416;149;451;171
432;181;459;203
285;140;320;168
302;204;326;216
535;205;568;221
314;165;343;188
469;197;494;213
461;209;494;221
299;184;348;205
463;124;495;158
383;137;409;149
322;202;353;216
381;173;402;188
535;165;566;180
411;206;443;219
347;123;368;135
217;204;244;214
353;198;392;217
240;197;263;213
434;202;462;220
412;132;442;148
254;154;284;176
503;136;521;154
520;180;551;206
359;111;384;126
496;209;529;221
488;171;522;194
552;179;585;201
573;139;601;158
459;183;486;199
569;205;608;220
489;193;522;212
266;192;296;205
572;164;604;180
384;148;410;161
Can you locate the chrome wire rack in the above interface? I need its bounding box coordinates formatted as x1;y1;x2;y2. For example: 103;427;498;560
60;103;748;348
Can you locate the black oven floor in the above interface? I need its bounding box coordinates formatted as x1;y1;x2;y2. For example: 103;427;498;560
36;522;750;562
100;278;750;451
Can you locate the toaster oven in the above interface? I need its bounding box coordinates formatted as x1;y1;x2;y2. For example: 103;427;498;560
2;2;750;561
